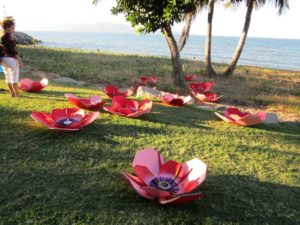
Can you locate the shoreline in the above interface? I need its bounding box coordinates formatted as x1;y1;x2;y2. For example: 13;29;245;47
25;44;300;73
23;31;300;72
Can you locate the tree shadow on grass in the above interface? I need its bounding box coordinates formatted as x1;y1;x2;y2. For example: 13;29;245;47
1;167;299;225
134;104;213;129
256;122;300;136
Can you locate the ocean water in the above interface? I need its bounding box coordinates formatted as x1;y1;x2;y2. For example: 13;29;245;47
27;31;300;71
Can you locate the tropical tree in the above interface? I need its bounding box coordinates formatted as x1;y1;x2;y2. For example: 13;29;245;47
204;0;217;76
93;0;207;88
204;0;289;76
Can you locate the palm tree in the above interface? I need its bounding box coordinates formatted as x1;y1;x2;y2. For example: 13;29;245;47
223;0;289;76
204;0;217;76
177;12;194;52
203;0;289;76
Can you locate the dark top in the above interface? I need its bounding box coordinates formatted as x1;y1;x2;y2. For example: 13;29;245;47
1;32;18;58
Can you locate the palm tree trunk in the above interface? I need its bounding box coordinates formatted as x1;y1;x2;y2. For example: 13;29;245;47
177;12;193;52
162;24;185;88
223;0;254;76
204;0;217;76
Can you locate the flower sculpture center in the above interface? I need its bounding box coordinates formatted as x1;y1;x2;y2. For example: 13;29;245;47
58;118;78;126
150;177;179;193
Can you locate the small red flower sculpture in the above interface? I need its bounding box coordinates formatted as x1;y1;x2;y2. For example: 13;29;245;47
189;81;222;103
184;74;197;81
31;108;99;131
122;148;207;204
19;78;48;92
65;93;105;111
161;93;192;107
140;76;158;86
104;85;133;98
193;92;223;102
215;107;267;126
103;95;152;118
188;81;214;93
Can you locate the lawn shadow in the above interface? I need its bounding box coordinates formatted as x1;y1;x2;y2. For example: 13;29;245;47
256;122;300;136
135;104;213;129
165;174;300;225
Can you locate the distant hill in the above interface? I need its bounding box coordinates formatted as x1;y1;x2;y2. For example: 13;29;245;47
26;23;135;33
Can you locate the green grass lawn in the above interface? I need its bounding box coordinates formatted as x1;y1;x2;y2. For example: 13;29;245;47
0;76;299;224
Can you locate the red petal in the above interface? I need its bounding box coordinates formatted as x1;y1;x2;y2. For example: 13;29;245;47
133;148;164;177
159;160;182;177
133;165;155;185
141;186;171;198
122;172;155;200
112;96;127;109
159;192;204;204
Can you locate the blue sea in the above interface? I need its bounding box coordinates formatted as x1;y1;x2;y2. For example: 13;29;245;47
26;31;300;71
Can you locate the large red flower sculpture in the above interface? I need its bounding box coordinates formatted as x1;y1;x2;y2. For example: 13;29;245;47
122;148;207;204
65;93;105;111
31;108;99;131
140;76;158;86
215;107;267;126
184;74;197;81
103;95;152;118
104;85;133;98
161;93;192;107
19;78;48;92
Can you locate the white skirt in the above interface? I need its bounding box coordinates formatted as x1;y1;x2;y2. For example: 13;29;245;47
1;57;19;84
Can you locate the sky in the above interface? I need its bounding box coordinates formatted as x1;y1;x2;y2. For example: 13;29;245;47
0;0;299;39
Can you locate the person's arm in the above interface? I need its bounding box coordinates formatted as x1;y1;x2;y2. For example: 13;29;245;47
15;55;23;68
0;61;9;69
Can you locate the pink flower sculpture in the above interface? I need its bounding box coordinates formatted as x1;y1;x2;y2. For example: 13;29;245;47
122;148;207;204
215;107;267;126
19;78;48;92
188;81;214;93
184;74;197;81
103;95;152;118
161;93;192;107
31;108;99;131
65;93;105;111
193;92;223;103
104;85;133;98
139;76;158;86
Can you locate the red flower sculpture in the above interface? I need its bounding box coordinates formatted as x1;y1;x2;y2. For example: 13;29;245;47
215;107;267;126
31;108;99;131
140;76;158;86
104;85;133;98
193;92;223;102
103;95;152;118
188;81;214;93
19;78;48;92
161;93;192;107
122;148;207;204
65;93;105;111
189;81;222;102
184;74;197;81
